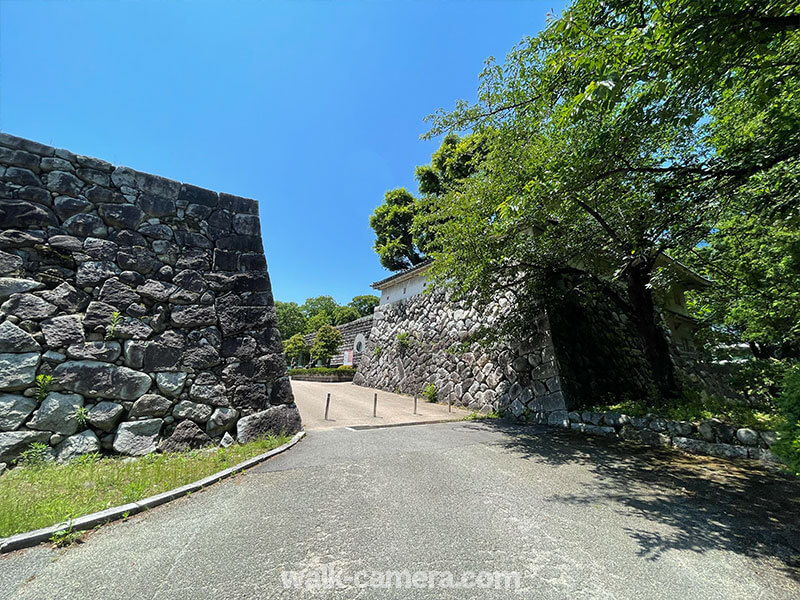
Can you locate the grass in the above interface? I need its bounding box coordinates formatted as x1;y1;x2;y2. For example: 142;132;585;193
0;434;291;538
465;410;502;421
586;397;784;431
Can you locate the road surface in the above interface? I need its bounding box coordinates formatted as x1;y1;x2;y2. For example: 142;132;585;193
1;421;798;599
291;379;467;430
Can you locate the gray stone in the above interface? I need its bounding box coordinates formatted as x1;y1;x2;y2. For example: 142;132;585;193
172;400;213;423
206;407;238;436
27;392;83;435
40;314;85;348
219;431;235;448
83;237;119;260
54;430;100;463
45;170;82;195
0;250;23;275
0;277;45;302
40;282;89;313
159;420;212;453
130;394;173;418
567;411;582;423
190;380;227;405
0;429;51;463
86;401;124;432
0;320;40;352
113;419;163;456
760;431;777;447
66;341;122;362
52;360;152;400
98;203;143;229
137;280;178;302
0;352;40;390
48;234;83;253
155;372;187;398
603;412;630;427
0;293;57;320
237;405;302;443
736;428;759;446
170;304;217;328
76;261;120;287
98;278;139;308
0;393;37;431
697;420;717;442
571;422;615;437
63;213;108;238
666;420;693;437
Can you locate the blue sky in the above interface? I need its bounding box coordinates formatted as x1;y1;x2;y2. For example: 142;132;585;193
0;1;563;305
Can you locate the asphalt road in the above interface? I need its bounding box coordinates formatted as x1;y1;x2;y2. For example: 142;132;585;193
291;380;467;430
1;421;798;599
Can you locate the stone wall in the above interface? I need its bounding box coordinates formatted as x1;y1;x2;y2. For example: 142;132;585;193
353;290;571;424
303;314;373;367
0;132;300;465
564;409;779;465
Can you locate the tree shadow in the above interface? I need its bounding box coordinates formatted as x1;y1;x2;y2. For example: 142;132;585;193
472;420;800;581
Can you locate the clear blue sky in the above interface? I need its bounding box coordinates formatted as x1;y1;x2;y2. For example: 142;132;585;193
0;1;564;305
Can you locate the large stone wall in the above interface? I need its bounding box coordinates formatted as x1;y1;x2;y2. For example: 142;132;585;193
353;290;572;425
0;133;300;465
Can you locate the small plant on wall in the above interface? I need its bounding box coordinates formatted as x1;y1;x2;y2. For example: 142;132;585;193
35;374;52;401
422;383;438;403
105;311;122;341
396;332;411;353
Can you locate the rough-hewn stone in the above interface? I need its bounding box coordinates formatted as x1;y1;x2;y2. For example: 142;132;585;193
0;430;51;463
27;392;83;435
236;405;302;443
55;430;100;463
113;419;163;456
0;393;37;431
159;420;212;453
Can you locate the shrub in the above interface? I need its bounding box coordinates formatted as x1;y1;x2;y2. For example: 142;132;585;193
18;442;51;468
288;367;356;377
422;383;438;403
283;333;309;366
75;406;90;427
773;365;800;477
396;332;411;352
373;345;382;357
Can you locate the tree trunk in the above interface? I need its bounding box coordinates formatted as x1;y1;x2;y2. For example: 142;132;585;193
625;262;678;405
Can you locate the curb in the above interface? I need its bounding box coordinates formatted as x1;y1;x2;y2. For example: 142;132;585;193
346;418;467;431
0;430;306;554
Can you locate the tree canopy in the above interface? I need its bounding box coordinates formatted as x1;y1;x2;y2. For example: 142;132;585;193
349;295;380;317
310;324;343;366
418;0;799;401
283;333;309;366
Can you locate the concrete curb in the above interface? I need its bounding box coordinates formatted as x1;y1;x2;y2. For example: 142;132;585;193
0;430;306;554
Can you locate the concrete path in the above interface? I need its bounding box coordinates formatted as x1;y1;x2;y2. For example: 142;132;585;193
1;421;798;599
291;379;467;430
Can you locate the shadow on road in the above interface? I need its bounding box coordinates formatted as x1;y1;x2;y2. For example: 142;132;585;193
473;420;800;581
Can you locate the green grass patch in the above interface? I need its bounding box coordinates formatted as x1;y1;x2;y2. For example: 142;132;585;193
465;410;502;421
586;397;784;431
0;434;291;538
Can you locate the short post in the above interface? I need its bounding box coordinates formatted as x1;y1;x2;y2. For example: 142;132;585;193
373;392;378;418
324;393;331;420
448;397;452;413
413;394;418;415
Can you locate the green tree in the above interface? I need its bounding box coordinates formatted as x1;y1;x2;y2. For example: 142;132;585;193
349;294;380;317
333;305;361;325
301;296;339;320
274;301;307;340
310;324;343;366
369;188;425;271
283;333;309;366
305;312;332;334
683;212;800;360
422;0;800;403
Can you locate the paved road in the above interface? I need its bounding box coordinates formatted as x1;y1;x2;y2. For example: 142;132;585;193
291;380;467;430
1;421;798;599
